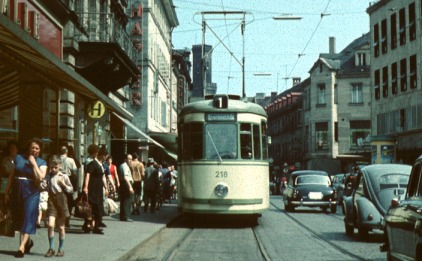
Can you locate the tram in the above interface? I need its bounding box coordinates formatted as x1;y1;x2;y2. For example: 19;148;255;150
177;94;269;217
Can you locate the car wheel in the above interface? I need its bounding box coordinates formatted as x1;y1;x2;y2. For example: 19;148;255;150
358;226;368;239
284;201;289;211
386;249;393;261
345;221;354;236
330;205;337;214
416;244;422;261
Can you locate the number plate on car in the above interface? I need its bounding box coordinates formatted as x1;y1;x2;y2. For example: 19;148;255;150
308;192;323;200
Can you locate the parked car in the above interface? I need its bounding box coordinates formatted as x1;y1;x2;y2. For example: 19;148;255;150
283;170;337;213
382;156;422;261
331;173;346;203
343;164;411;239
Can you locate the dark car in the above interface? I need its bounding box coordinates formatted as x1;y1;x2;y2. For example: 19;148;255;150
343;164;411;239
283;170;337;213
383;156;422;261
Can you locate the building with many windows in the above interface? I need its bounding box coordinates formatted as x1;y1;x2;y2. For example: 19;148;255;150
0;0;139;168
124;0;180;163
0;0;186;171
301;34;371;174
368;0;422;164
192;44;217;98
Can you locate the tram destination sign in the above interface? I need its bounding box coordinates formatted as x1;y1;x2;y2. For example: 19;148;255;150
206;113;236;122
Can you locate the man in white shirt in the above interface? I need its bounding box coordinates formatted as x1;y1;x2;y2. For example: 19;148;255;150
118;154;134;222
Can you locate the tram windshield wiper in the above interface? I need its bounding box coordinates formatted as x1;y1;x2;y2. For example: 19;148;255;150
207;131;222;162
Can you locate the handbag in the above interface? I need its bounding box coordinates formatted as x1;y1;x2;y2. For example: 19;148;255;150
74;193;92;219
0;207;15;237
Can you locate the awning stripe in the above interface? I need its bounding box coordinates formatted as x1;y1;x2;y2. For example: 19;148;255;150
112;112;164;148
0;62;19;110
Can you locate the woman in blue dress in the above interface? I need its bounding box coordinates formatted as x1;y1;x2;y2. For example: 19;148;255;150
4;137;47;258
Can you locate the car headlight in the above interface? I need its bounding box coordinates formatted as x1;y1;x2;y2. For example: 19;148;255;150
214;183;229;197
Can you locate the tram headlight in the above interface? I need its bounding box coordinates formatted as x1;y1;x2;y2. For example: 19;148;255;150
214;183;229;197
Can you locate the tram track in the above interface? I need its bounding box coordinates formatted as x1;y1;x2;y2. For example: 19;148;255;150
124;213;271;261
270;201;368;261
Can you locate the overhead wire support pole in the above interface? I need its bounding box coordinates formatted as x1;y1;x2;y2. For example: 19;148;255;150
202;15;206;97
242;12;245;98
196;11;251;98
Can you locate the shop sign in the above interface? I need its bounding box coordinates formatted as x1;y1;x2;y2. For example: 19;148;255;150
87;100;106;119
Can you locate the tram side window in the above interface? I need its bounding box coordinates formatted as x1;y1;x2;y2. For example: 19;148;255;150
253;124;261;159
261;121;268;159
240;124;252;159
182;123;203;160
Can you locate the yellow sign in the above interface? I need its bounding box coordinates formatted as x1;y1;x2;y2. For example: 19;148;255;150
87;100;106;119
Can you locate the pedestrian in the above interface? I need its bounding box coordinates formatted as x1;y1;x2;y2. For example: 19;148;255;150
82;146;109;234
118;153;134;221
130;152;144;215
0;141;18;194
4;137;47;258
44;155;73;257
143;158;159;213
170;165;178;200
37;176;48;228
160;161;172;203
106;156;119;200
59;145;77;228
66;145;81;196
101;153;114;221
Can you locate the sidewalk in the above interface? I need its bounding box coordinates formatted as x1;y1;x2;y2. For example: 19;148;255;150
0;201;180;260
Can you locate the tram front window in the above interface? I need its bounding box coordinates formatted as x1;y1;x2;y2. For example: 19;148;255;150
205;124;237;159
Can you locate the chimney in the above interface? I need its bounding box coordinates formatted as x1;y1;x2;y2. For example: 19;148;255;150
329;37;336;54
292;77;301;85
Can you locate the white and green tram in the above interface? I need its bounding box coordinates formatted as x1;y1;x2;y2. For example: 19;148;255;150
177;94;270;218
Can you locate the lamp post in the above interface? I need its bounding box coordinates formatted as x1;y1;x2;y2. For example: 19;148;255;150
253;72;273;95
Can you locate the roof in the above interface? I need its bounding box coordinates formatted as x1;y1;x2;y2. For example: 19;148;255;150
291;170;329;176
309;33;370;74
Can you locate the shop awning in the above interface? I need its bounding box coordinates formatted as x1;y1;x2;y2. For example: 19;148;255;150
161;147;177;161
149;132;178;161
112;112;164;148
149;132;178;152
0;14;132;119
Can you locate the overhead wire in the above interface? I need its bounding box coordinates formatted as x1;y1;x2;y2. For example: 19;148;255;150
286;0;332;79
220;0;234;94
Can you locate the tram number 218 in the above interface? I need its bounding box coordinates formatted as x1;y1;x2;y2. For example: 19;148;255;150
215;171;228;178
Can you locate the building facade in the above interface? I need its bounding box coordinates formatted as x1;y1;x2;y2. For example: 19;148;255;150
0;0;138;168
265;79;308;177
192;44;216;98
124;0;179;163
301;35;371;175
368;0;422;164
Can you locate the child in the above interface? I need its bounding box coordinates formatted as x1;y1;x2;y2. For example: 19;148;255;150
44;155;73;257
37;177;48;228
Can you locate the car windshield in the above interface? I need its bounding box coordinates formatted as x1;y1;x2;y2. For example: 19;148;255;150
296;175;330;185
378;174;409;190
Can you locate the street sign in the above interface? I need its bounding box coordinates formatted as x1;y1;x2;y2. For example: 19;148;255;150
87;100;106;119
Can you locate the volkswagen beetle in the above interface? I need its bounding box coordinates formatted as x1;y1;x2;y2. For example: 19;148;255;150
343;164;411;239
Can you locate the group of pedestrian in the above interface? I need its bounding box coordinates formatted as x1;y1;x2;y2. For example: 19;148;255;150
1;138;74;258
0;139;178;258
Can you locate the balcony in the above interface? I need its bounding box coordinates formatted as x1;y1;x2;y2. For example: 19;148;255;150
73;12;138;93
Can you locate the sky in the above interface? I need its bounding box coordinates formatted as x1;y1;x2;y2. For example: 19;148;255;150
172;0;373;97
